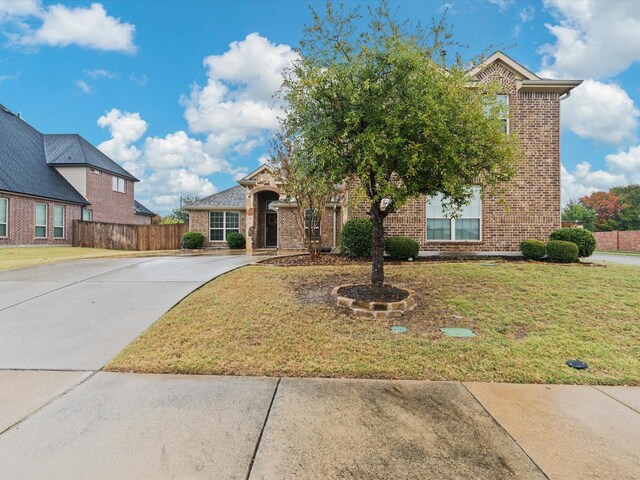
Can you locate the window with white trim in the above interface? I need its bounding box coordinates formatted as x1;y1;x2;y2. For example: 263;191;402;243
54;206;65;238
90;168;101;175
112;176;126;193
35;203;47;238
426;187;482;241
209;211;240;241
82;208;93;221
0;198;7;237
305;208;320;241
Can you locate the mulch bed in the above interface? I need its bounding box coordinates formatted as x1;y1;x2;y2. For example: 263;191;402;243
337;284;409;302
258;253;605;268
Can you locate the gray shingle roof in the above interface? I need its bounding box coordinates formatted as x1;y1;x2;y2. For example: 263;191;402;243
44;134;138;181
0;104;88;205
134;200;155;216
187;185;246;209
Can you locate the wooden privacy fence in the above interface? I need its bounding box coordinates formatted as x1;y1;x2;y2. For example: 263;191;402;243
72;220;188;251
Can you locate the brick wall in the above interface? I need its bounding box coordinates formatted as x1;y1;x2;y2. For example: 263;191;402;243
278;206;340;250
188;210;246;248
132;214;153;225
346;61;562;253
593;231;640;252
85;170;137;224
0;192;82;246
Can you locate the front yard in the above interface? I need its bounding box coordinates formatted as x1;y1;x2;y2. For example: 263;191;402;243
106;261;640;385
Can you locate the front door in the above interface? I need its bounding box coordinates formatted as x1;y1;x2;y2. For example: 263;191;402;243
265;212;277;247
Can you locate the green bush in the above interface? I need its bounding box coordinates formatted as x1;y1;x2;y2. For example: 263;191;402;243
385;236;420;260
226;232;246;249
182;231;205;249
546;240;579;263
549;227;596;258
341;218;372;257
519;239;546;260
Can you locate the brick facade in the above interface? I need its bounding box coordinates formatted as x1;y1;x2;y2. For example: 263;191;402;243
85;170;138;224
278;205;341;250
0;192;82;246
189;209;247;248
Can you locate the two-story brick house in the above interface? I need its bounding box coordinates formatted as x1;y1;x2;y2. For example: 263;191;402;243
0;103;154;246
187;52;582;254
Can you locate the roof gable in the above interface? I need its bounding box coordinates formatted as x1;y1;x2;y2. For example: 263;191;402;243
468;51;540;81
44;134;138;181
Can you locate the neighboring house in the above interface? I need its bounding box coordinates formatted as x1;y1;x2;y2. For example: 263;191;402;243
187;52;582;254
0;103;155;246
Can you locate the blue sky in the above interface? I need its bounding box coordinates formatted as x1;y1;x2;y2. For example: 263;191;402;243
1;0;639;213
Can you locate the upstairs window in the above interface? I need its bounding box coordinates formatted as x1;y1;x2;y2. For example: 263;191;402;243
484;94;509;133
112;176;126;193
54;206;65;238
82;208;93;221
0;198;7;237
35;203;47;238
209;211;240;241
305;208;320;241
426;187;482;241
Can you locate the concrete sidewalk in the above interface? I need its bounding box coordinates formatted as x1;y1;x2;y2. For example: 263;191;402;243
0;372;637;479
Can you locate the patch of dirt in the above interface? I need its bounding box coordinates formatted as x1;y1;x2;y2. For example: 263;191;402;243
337;284;409;303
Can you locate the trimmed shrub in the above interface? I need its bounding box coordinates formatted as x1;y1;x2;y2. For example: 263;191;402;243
341;218;372;257
182;231;205;249
385;236;420;260
546;240;579;263
226;232;246;249
549;227;596;258
519;239;546;260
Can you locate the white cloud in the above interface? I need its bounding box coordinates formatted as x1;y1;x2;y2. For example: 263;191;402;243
4;2;136;53
487;0;514;12
142;131;238;177
85;68;116;79
519;5;534;22
0;0;40;20
97;109;147;167
605;145;640;173
0;71;19;83
540;0;640;79
75;79;92;93
182;32;298;158
561;79;639;144
561;162;627;203
129;72;147;86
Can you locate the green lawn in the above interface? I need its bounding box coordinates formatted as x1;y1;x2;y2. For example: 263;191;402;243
106;262;640;385
0;246;177;271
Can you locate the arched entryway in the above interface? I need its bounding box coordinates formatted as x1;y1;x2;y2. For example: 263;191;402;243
255;190;279;248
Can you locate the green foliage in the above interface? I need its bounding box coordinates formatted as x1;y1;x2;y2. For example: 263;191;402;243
519;239;546;260
159;216;184;225
549;228;596;258
562;200;597;231
182;231;205;249
281;2;521;287
546;240;579;263
384;236;419;260
226;232;246;249
610;184;640;231
341;218;372;257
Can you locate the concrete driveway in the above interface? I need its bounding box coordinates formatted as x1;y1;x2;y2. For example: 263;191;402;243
591;253;640;266
0;255;255;370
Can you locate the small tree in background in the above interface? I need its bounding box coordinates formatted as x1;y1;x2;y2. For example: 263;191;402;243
269;133;342;256
562;200;597;231
280;2;521;291
579;191;623;231
610;184;640;231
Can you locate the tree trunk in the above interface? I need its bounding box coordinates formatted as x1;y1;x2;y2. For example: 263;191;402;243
370;203;386;292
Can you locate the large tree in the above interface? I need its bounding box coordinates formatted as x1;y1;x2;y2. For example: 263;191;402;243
280;2;521;290
579;191;623;231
